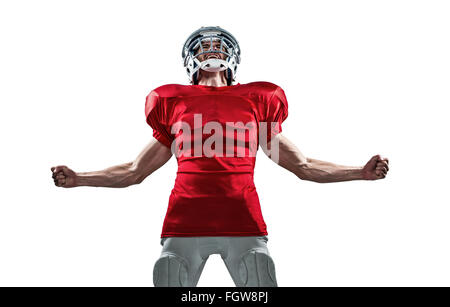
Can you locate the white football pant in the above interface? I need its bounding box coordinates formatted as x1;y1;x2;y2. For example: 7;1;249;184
153;236;277;287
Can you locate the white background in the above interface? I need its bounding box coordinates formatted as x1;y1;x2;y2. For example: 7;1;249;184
0;0;449;286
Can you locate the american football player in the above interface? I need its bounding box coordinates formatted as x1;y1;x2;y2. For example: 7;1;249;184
51;26;389;287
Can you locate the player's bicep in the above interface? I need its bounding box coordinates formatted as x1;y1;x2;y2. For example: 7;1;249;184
277;134;308;163
131;138;173;182
265;134;309;176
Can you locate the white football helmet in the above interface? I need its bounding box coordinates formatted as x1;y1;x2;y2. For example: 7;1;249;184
182;26;241;86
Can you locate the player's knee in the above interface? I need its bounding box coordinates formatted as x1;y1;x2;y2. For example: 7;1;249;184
237;249;277;287
153;252;189;287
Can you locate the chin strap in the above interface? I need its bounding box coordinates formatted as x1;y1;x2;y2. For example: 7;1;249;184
226;68;232;85
193;71;199;85
200;58;228;72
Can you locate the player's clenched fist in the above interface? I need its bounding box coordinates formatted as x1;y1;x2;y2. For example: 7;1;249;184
51;165;78;188
362;155;389;180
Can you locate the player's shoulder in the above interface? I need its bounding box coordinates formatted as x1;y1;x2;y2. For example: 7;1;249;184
240;81;284;102
242;81;281;92
149;83;190;98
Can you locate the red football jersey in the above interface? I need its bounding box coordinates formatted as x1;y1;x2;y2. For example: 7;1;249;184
145;82;288;238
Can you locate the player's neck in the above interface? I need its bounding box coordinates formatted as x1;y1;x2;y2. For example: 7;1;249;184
197;70;228;87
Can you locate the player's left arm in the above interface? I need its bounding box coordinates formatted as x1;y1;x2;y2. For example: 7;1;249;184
265;134;389;183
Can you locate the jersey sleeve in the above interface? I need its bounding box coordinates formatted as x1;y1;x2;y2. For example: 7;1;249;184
264;86;289;142
145;90;174;148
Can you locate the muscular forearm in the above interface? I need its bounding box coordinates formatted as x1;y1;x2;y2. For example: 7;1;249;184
76;162;141;188
275;134;364;183
52;139;173;189
297;158;363;183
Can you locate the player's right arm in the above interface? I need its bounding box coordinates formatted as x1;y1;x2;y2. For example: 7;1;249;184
51;139;172;188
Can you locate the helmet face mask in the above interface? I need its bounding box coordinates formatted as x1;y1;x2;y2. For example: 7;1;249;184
182;26;241;86
193;37;231;60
